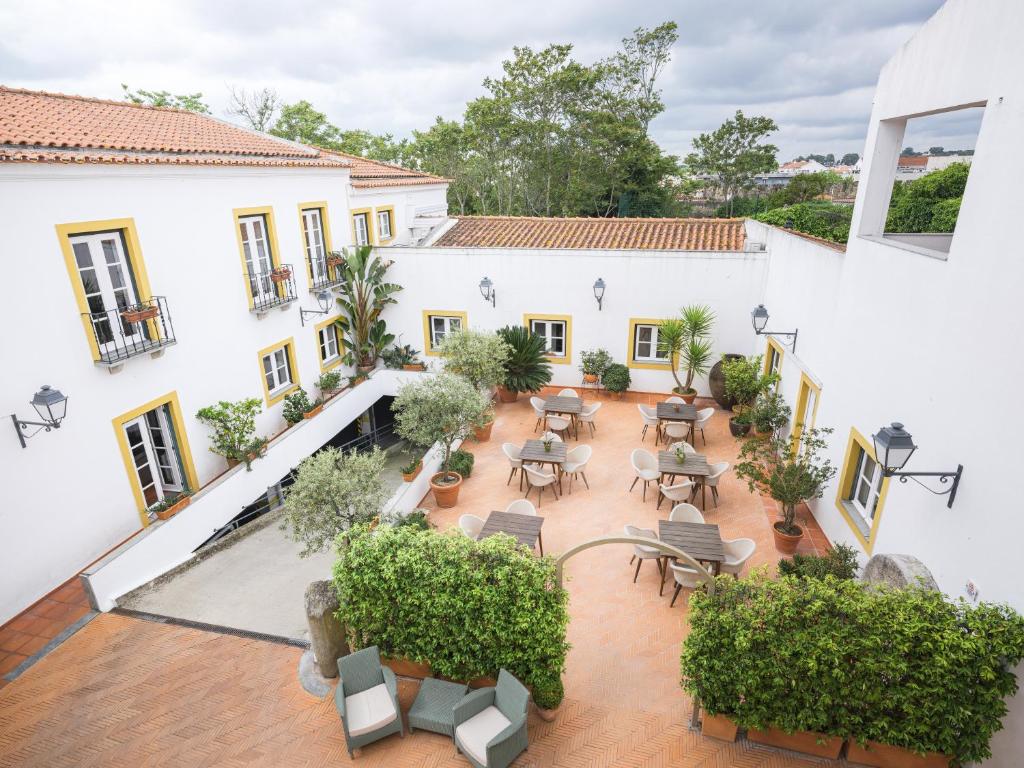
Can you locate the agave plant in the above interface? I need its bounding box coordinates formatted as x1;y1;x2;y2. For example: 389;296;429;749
334;246;401;369
657;304;716;394
497;325;552;394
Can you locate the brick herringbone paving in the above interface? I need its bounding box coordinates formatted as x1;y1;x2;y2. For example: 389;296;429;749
0;394;837;766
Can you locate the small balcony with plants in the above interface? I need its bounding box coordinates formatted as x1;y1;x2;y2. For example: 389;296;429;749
84;295;177;367
246;263;298;315
309;251;346;293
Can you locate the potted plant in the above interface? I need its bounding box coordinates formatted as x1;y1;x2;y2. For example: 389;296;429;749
542;435;554;453
196;398;266;471
495;325;552;402
392;373;490;508
602;363;631;399
325;252;345;269
472;406;496;442
578;348;613;384
382;343;424;370
120;302;160;323
282;388;322;424
400;456;423;483
335;245;401;372
728;408;752;438
269;265;292;283
674;445;688;465
349;371;368;388
440;329;510;441
723;355;777;437
657;305;716;404
532;673;564;722
735;426;836;554
316;370;343;399
148;488;192;521
750;391;791;437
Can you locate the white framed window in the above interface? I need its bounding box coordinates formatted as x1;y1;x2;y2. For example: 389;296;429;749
262;346;293;395
377;209;393;240
633;323;669;363
530;319;566;357
429;314;462;350
302;208;327;281
123;404;184;512
353;213;370;246
318;323;340;364
846;446;884;526
767;343;782;377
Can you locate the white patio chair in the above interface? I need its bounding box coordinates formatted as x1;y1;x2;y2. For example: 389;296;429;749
624;524;663;583
557;388;579;398
530;396;546;432
523;465;559;507
546;414;571;441
561;445;592;493
657;480;696;510
502;442;524;490
539;431;563;443
629;448;659;502
720;538;756;577
668;441;696;455
669;561;702;607
637;404;660;443
579;402;601;436
669;503;704;523
694;407;714;446
663;421;691;445
665;396;685;404
459;514;485;539
505;499;542;554
706;461;730;507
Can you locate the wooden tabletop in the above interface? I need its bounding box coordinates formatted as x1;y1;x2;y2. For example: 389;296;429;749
543;395;583;415
479;511;544;548
657;451;710;477
656;402;697;421
521;439;567;463
658;520;724;563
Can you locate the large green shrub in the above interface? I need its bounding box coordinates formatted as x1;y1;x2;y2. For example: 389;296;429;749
754;201;852;243
721;355;776;410
496;325;552;394
886;162;969;233
681;573;1024;762
601;362;631;393
440;328;511;391
195;398;266;470
334;525;570;706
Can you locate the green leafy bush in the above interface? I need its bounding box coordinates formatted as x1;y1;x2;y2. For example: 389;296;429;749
317;370;342;393
749;391;791;434
440;329;511;391
195;398;266;470
680;573;1024;763
777;543;859;580
601;362;631;393
497;325;552;394
578;348;613;378
334;525;570;706
754;201;852;243
282;388;316;424
382;344;421;369
722;355;776;410
886;162;969;233
394;510;432;530
446;448;475;479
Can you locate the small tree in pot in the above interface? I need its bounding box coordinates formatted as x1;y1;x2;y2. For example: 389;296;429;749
735;426;836;554
658;305;716;403
334;245;401;371
578;348;613;383
195;398;267;470
495;325;552;402
392;373;491;507
722;355;778;437
440;329;510;440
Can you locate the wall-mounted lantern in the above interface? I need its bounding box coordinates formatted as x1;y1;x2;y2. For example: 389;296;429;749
750;303;799;352
11;385;69;448
593;278;606;311
479;276;495;307
872;422;964;508
300;291;334;326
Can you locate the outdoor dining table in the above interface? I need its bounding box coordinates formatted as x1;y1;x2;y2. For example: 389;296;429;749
656;401;698;445
543;395;583;440
656;520;725;595
479;510;545;554
520;439;568;493
657;450;711;510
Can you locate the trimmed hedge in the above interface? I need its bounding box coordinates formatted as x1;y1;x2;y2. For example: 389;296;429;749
334;524;570;708
680;573;1024;763
754;201;852;243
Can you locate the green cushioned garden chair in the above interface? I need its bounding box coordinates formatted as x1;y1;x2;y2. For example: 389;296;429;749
334;646;404;758
453;669;529;768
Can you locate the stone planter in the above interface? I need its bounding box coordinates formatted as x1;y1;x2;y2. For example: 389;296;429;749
710;354;743;410
383;656;432;679
303;404;323;420
747;726;844;759
729;417;751;438
701;713;738;742
846;740;951;768
496;386;519;403
401;461;423;483
430;471;463;508
772;521;804;555
473;420;493;442
155;495;191;521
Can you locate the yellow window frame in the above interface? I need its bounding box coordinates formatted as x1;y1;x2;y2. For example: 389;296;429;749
626;317;671;371
375;205;396;244
297;201;335;290
764;337;785;386
56;218;156;363
834;427;891;555
422;309;468;356
523;313;572;365
315;314;345;372
351;207;376;247
112;391;199;528
233;206;283;310
791;371;822;453
257;337;301;406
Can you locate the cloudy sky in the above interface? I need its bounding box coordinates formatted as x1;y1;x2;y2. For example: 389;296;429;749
0;0;980;161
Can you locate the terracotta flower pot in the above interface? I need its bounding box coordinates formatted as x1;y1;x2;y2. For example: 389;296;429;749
473;420;494;442
536;704;560;722
402;363;426;372
401;461;423;483
226;457;241;469
121;306;159;323
429;471;463;508
773;521;805;555
608;390;625;400
303;404;323;420
156;495;191;521
846;740;951;768
496;386;519;403
382;656;432;679
269;267;292;283
747;726;844;759
701;712;738;742
582;373;598;383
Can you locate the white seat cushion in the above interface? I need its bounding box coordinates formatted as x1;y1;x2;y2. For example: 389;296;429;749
638;469;659;480
344;682;397;737
455;705;512;766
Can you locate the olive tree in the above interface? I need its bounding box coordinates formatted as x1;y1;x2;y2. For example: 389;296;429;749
439;328;511;391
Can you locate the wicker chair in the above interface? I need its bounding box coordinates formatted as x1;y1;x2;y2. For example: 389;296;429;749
453;669;529;768
334;646;404;758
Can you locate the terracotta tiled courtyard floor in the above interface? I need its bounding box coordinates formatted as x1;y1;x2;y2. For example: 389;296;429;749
0;391;835;767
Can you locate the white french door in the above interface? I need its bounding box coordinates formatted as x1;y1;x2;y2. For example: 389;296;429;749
302;208;328;284
238;215;275;303
124;405;184;511
70;232;142;356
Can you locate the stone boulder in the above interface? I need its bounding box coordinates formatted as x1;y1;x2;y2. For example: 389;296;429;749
860;553;939;591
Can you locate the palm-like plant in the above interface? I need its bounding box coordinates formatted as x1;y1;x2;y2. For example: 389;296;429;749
497;325;552;394
334;246;402;369
657;304;716;394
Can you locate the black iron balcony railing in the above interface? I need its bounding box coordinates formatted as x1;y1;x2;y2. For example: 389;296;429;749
84;296;177;366
246;263;298;313
310;253;345;292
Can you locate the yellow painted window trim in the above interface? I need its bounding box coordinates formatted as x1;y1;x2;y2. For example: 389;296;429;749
112;391;199;528
314;314;345;372
421;309;468;356
626;317;672;371
233;206;283;310
523;313;572;365
351;207;376;247
791;371;821;452
833;426;890;555
56;218;155;363
297;202;334;290
375;205;396;244
764;336;785;388
257;337;301;406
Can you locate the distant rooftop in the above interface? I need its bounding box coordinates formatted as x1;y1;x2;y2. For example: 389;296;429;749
320;148;448;188
432;215;746;251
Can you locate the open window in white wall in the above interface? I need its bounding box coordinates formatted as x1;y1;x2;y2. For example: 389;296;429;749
530;319;566;358
262;346;293;395
318;323;340;365
123;404;185;514
353;213;370;246
377;209;393;241
633;323;668;362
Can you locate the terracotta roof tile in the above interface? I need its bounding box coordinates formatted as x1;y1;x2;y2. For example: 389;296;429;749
0;86;348;168
898;155;928;168
432;216;746;251
320;148;448;187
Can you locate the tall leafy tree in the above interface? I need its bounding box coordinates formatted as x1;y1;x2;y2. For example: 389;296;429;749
269;100;340;147
121;84;209;113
